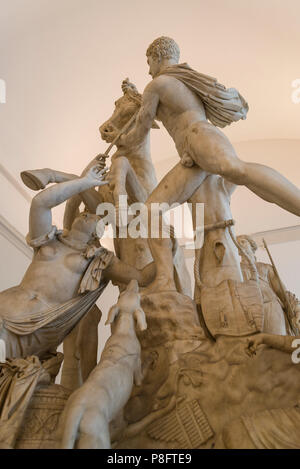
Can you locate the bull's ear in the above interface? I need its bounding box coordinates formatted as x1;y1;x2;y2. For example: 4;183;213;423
134;308;147;331
105;305;120;325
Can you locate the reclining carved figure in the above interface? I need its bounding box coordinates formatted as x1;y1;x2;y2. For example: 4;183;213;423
0;166;155;360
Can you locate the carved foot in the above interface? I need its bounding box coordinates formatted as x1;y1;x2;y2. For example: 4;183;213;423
20;169;49;190
20;169;77;190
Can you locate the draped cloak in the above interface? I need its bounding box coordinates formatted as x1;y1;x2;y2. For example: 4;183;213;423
0;355;63;448
157;63;249;128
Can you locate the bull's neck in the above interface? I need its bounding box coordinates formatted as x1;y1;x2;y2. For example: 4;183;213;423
115;133;152;162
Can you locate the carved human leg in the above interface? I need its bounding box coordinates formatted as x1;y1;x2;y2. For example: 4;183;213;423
186;123;300;217
76;411;111;449
20;168;78;190
143;163;207;293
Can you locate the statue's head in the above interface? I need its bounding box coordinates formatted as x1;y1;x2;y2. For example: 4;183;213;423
146;36;180;77
70;211;100;240
99;78;159;143
99;78;142;143
237;235;258;263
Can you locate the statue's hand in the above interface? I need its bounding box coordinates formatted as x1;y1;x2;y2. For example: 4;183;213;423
85;164;109;186
95;154;108;170
245;334;266;357
180;152;195;168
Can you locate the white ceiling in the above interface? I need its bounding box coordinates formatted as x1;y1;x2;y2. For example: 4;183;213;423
0;0;299;236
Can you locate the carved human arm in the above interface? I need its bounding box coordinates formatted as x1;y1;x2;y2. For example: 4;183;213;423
103;256;156;287
29;166;108;240
63;157;107;230
120;82;159;147
247;333;299;355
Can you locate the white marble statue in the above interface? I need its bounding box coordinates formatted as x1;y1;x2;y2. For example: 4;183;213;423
118;36;300;293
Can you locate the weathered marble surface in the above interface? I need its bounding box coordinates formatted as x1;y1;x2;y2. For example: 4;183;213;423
114;292;300;449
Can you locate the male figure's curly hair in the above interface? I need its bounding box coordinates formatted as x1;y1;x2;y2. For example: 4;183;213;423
237;235;258;253
146;36;180;62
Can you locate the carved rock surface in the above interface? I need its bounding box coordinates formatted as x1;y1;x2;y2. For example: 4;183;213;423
15;384;71;449
115;292;300;449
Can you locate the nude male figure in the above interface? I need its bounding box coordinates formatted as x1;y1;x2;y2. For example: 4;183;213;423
120;36;300;292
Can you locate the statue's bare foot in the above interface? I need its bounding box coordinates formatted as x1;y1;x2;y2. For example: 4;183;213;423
20;169;48;190
20;169;77;190
141;275;177;295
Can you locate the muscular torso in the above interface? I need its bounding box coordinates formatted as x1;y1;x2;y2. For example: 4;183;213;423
152;75;207;148
0;239;91;321
22;239;91;303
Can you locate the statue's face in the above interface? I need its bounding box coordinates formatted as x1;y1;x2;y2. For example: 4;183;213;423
71;213;99;238
99;94;138;143
238;238;256;264
147;55;161;78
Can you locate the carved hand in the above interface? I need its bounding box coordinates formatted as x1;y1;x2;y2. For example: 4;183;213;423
95;154;108;169
84;164;109;187
245;334;267;357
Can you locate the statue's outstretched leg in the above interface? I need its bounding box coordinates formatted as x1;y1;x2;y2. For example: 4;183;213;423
186;123;300;217
143;236;176;294
20;168;77;190
142;163;207;294
236;162;300;216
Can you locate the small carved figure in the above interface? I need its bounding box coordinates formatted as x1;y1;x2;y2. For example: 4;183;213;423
237;235;300;335
60;279;147;449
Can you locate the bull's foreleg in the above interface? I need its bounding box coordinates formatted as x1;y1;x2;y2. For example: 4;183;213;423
108;156;148;226
109;156;148;204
